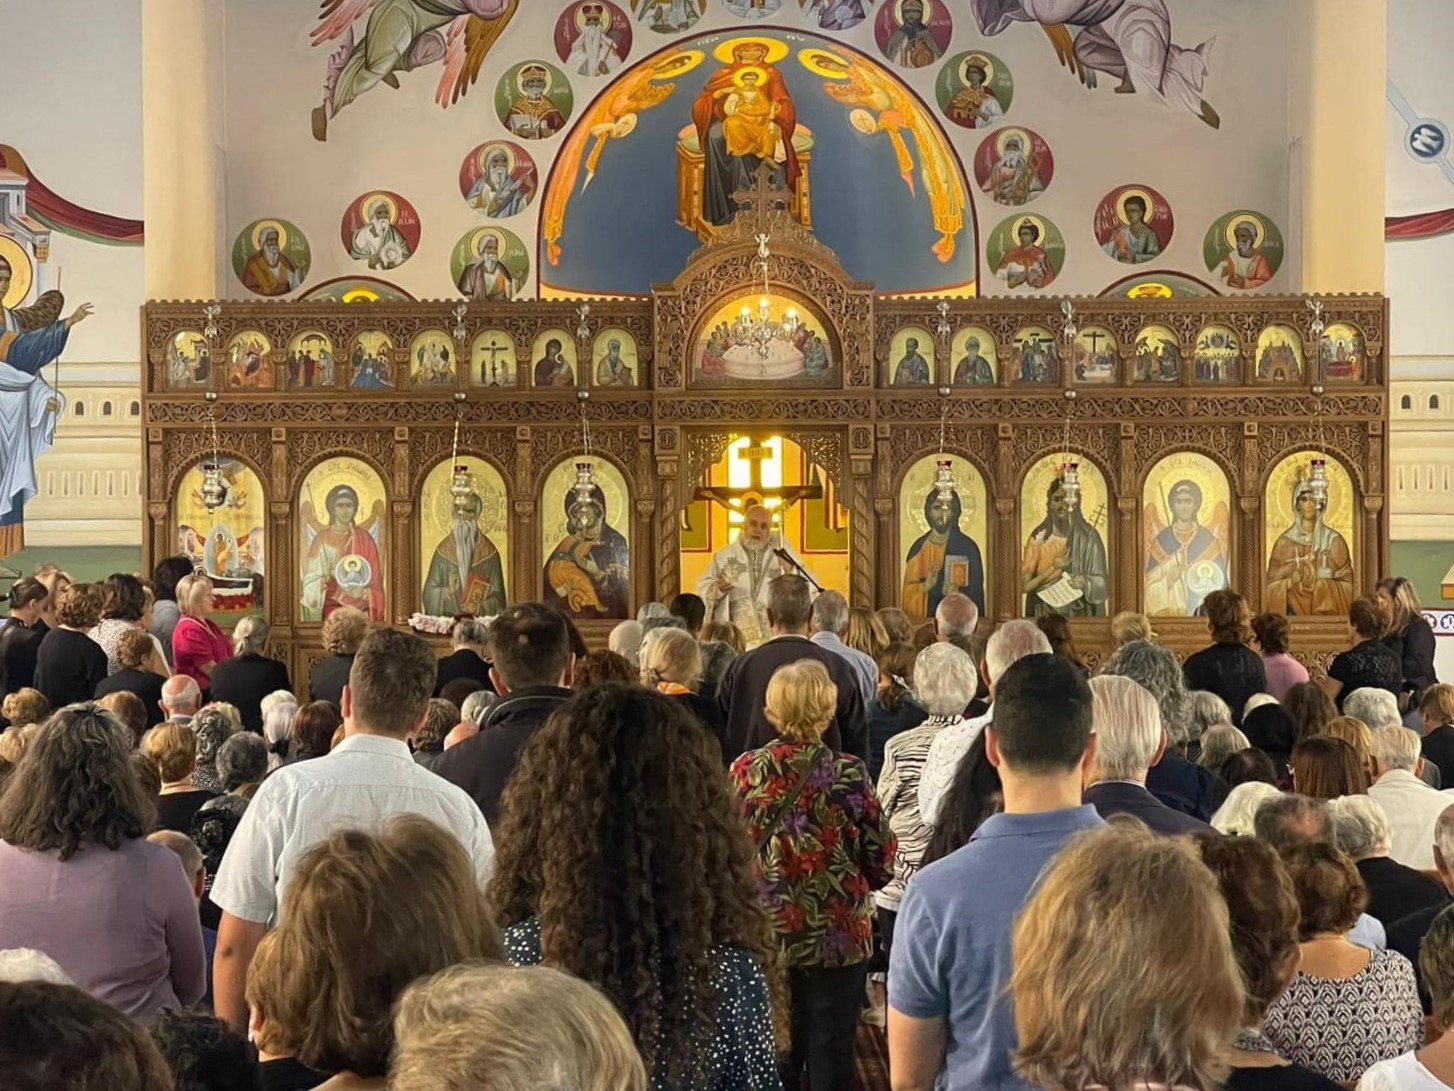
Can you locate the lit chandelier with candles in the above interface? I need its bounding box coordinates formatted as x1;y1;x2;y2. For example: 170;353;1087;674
735;231;799;359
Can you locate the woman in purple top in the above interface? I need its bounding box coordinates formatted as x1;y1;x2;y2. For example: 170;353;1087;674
1253;611;1310;701
0;704;206;1018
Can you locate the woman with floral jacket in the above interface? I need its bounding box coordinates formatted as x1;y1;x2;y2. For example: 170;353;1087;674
731;659;895;1091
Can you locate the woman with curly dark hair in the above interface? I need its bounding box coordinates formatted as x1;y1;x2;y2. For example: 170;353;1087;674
0;704;205;1018
490;683;785;1090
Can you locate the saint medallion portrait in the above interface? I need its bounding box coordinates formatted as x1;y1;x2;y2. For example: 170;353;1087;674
494;61;574;140
937;50;1014;129
460;141;539;219
1204;210;1284;291
555;1;633;77
974;126;1051;206
1095;184;1174;266
232;219;310;298
875;0;952;69
342;191;420;272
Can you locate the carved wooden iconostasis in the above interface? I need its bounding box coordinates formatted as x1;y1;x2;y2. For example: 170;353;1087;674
143;192;1389;682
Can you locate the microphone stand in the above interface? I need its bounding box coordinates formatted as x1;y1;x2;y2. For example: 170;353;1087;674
773;546;823;594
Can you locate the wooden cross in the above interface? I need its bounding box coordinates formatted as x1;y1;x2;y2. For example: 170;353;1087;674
728;163;791;233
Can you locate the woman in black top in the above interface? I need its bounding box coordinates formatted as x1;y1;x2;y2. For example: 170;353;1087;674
34;584;108;709
1326;595;1403;711
1379;575;1438;703
0;578;49;697
433;618;494;697
207;616;291;733
1182;590;1268;728
308;607;369;707
142;721;218;835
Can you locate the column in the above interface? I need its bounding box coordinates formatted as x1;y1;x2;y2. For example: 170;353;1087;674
1294;0;1387;293
142;0;221;299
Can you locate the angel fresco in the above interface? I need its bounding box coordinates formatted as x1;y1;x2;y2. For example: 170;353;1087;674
542;49;703;266
309;0;519;142
800;47;966;262
967;0;1219;128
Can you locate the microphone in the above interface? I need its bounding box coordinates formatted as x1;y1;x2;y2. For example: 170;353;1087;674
772;547;790;563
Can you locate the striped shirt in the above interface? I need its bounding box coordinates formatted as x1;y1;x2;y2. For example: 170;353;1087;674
874;715;961;912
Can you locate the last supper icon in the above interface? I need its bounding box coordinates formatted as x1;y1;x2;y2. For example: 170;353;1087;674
692;293;837;386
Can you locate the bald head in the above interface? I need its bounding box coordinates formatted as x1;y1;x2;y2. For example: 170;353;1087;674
935;593;979;642
160;675;201;717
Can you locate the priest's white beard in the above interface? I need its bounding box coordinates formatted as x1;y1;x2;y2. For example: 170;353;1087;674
452;518;478;586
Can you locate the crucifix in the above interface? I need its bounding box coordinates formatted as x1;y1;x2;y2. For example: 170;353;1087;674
692;436;823;516
1082;329;1106;357
479;339;509;386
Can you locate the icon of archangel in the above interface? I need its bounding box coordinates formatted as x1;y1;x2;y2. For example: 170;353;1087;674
309;0;520;142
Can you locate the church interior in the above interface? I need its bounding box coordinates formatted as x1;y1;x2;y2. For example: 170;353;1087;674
5;0;1454;1088
9;1;1438;665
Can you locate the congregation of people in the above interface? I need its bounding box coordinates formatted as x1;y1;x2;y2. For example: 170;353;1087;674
6;556;1454;1091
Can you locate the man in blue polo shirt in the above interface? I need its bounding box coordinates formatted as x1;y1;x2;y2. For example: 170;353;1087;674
887;653;1101;1091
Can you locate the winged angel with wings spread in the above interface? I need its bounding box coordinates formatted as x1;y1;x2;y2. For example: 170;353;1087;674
309;0;519;141
969;0;1219;128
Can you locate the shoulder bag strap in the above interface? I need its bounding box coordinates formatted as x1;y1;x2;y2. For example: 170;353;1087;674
752;747;828;855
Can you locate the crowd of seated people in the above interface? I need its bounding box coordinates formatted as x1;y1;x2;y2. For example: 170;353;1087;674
4;558;1454;1091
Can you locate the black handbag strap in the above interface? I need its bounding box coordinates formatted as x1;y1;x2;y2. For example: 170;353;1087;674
753;747;829;855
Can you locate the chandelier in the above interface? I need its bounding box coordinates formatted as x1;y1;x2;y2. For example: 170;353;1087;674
1306;296;1329;502
735;231;800;359
573;387;597;503
1056;298;1080;504
200;303;226;514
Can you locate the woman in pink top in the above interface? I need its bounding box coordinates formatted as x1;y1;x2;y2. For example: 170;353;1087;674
0;705;206;1018
171;574;233;694
1253;611;1310;701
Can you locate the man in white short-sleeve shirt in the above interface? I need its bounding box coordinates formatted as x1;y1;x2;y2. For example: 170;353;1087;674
210;627;494;1028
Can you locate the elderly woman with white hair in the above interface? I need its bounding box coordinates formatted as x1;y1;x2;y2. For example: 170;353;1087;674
1099;637;1217;821
1333;794;1449;928
1199;723;1251;775
1210;781;1283;836
206;615;291;734
1369;726;1450;871
874;641;980;955
261;697;298;771
1084;675;1211;835
435;618;493;697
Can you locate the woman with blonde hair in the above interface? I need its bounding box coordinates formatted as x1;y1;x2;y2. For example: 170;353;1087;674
641;626;725;760
700;620;745;655
32;565;72;636
1323;714;1377;785
1110;609;1154;648
1011;822;1244;1091
245;816;501;1090
392;963;647;1091
171;574;232;693
1421;683;1454;786
1;688;49;732
731;659;893;1091
847;605;889;662
142;720;217;834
